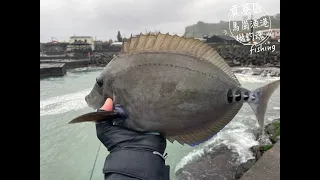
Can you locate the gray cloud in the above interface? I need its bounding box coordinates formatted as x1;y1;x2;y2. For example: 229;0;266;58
40;0;279;42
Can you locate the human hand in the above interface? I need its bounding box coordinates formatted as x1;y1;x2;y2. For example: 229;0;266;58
96;98;167;154
96;98;170;180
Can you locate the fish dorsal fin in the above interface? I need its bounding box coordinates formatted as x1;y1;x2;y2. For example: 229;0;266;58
120;33;240;84
167;103;242;146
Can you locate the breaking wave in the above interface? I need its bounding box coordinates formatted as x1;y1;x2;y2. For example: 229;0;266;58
40;88;91;116
67;67;103;73
174;111;261;173
236;73;280;83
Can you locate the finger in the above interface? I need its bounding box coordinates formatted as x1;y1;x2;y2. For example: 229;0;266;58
100;98;113;111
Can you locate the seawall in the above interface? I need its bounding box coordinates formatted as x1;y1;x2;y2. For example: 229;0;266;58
40;63;66;78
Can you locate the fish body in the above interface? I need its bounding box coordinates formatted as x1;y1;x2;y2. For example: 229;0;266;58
70;33;280;146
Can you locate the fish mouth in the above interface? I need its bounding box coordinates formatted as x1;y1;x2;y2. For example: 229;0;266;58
84;95;93;108
85;94;103;110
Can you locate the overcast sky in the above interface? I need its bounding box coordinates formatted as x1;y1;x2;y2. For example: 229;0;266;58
40;0;280;42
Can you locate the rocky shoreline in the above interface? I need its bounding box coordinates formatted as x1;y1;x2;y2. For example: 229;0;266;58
212;44;280;68
87;50;280;78
175;119;280;180
88;52;116;67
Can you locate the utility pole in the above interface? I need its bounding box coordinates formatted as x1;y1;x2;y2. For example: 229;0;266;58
250;14;254;45
50;37;59;42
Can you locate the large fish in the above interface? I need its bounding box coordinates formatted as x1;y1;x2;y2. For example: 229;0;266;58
69;33;280;146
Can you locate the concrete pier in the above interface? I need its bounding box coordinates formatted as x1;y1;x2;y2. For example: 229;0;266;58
240;141;280;180
40;59;90;69
40;63;66;78
40;60;91;78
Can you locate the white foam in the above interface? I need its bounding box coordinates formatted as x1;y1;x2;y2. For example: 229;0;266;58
235;73;280;83
234;67;252;70
40;88;91;116
174;148;205;173
174;124;259;172
215;129;259;163
68;67;103;73
266;115;280;123
174;74;280;173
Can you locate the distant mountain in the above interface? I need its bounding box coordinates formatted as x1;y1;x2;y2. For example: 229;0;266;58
184;13;280;38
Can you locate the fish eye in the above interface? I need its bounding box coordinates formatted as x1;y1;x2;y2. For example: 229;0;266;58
96;77;103;87
235;90;241;102
243;92;249;101
227;89;233;103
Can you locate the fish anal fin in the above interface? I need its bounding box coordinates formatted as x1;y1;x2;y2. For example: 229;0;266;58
167;103;242;146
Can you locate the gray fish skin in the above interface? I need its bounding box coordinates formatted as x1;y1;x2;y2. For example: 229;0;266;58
87;52;244;135
70;33;280;146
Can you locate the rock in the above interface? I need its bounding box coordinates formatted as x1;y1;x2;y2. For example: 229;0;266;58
235;159;256;179
212;44;280;67
265;119;280;143
260;144;274;154
251;68;262;75
270;71;278;77
251;129;261;141
261;72;267;77
250;143;275;162
88;52;117;67
264;63;271;67
233;60;241;65
250;145;262;160
175;144;239;180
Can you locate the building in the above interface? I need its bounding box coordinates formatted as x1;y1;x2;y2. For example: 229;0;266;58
110;42;123;47
94;41;112;51
40;42;44;52
67;40;92;52
256;29;280;40
67;36;95;51
43;41;69;55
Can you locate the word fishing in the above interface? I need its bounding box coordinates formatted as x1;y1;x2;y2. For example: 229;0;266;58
250;44;275;55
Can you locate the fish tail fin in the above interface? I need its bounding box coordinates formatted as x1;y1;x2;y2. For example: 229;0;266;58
248;79;280;134
68;111;121;124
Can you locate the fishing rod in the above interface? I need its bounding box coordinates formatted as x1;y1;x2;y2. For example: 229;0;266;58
89;142;102;180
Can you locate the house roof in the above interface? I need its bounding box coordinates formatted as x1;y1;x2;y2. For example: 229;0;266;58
45;42;69;46
70;36;94;39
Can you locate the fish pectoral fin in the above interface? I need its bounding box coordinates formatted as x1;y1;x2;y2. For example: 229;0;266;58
68;111;119;124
